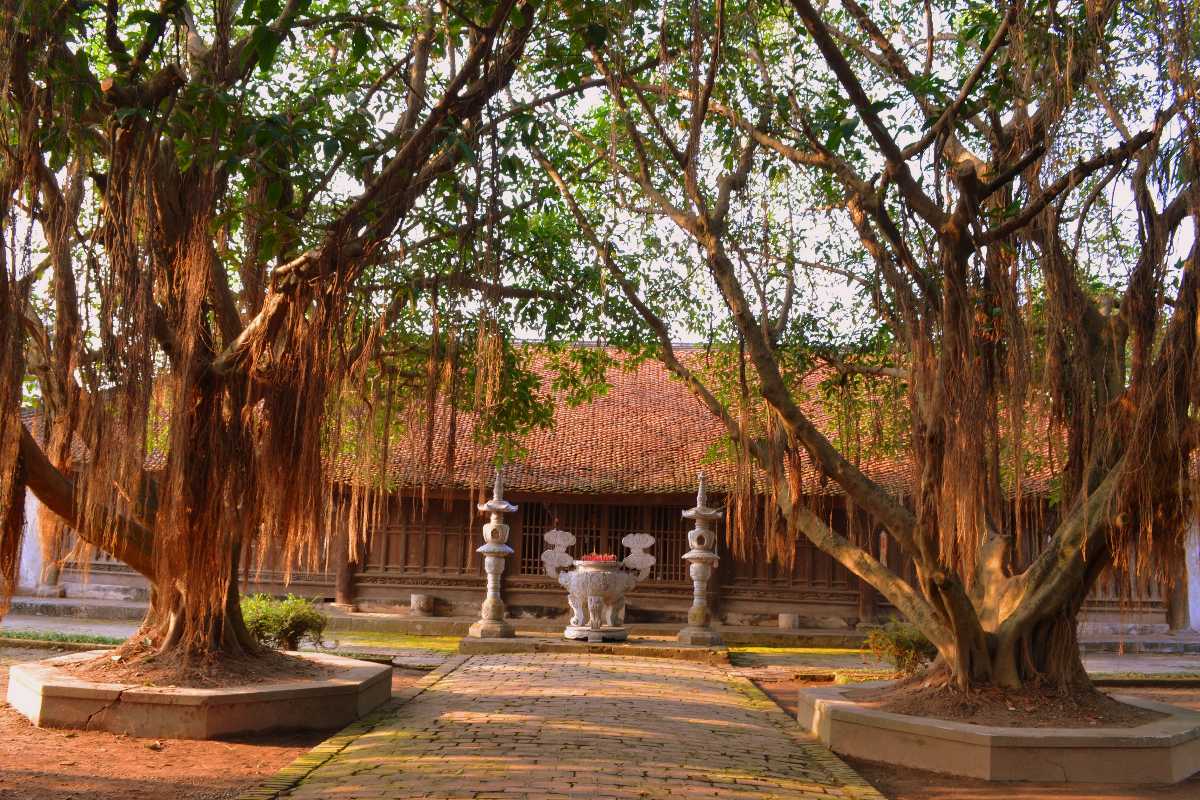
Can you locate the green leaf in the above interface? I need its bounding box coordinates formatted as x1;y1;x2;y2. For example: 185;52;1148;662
126;9;163;26
257;0;281;22
583;23;608;47
825;125;844;152
247;26;282;72
351;26;371;61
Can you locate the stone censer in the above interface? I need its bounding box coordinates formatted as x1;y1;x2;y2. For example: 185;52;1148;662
541;530;656;642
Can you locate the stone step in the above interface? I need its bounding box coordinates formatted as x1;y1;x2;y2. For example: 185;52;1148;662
8;596;148;621
61;582;150;603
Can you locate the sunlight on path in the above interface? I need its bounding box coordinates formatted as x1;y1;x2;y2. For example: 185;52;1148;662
281;653;883;799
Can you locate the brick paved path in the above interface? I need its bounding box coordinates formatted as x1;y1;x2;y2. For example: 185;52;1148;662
279;654;883;799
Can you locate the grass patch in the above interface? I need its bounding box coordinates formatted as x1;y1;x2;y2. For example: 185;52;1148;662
720;647;873;666
330;631;461;653
0;630;124;645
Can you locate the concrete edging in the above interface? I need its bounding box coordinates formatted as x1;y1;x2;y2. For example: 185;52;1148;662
797;680;1200;784
7;650;392;740
236;654;470;800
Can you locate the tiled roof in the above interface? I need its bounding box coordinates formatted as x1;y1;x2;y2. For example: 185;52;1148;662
30;348;1072;499
367;350;914;497
24;350;1193;500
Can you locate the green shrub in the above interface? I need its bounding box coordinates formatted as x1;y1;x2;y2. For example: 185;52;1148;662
241;593;328;650
865;620;937;676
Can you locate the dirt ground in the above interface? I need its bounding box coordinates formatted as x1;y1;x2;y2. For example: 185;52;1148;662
0;647;426;800
754;676;1200;800
66;644;329;688
845;677;1163;728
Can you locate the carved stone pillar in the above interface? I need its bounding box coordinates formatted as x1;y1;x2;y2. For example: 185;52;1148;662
678;472;723;646
467;468;517;639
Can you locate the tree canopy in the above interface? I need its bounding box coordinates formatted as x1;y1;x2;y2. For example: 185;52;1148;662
529;0;1199;688
1;0;1198;690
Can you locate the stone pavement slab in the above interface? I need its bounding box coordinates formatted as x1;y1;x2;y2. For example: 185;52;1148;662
277;653;884;799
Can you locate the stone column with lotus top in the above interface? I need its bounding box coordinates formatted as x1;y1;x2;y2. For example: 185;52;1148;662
467;467;517;639
678;472;723;646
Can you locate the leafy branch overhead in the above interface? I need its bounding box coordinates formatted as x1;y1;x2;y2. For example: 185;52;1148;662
0;0;621;659
533;0;1200;691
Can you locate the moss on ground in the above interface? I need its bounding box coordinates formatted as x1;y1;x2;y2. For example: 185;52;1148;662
729;646;867;656
330;631;462;653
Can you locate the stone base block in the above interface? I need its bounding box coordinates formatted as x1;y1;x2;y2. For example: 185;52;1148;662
564;625;628;642
409;593;435;617
797;681;1200;784
678;626;723;646
467;619;515;638
7;650;391;740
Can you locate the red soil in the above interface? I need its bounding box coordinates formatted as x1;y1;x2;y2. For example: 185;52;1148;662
0;647;424;800
64;643;328;688
844;678;1164;728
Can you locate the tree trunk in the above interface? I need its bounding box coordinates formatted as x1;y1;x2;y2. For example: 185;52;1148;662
141;547;259;658
988;610;1090;690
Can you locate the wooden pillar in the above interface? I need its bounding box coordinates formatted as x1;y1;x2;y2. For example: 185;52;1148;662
1166;535;1190;631
332;520;357;610
857;578;877;625
855;524;879;625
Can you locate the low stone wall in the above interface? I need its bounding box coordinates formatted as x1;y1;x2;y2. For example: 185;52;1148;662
797;681;1200;784
7;650;391;740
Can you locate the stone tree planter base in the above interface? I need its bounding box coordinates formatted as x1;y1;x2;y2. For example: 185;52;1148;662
797;681;1200;784
7;650;391;740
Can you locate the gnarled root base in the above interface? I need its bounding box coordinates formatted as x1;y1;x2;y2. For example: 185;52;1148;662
109;579;265;685
931;608;1092;691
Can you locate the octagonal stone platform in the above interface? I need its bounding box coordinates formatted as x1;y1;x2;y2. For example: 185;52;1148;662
7;650;391;739
798;681;1200;784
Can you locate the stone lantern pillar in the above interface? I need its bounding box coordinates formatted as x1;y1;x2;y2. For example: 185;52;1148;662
467;467;517;639
678;472;723;646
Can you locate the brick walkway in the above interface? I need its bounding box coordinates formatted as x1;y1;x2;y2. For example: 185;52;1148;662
279;653;883;799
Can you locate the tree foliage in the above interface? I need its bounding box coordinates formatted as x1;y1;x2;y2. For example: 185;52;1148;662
1;0;1197;695
0;0;615;662
535;0;1200;690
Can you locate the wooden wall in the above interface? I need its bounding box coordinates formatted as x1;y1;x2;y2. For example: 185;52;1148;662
55;488;1167;627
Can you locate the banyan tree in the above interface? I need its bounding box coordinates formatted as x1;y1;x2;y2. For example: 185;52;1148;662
0;0;606;666
536;0;1200;689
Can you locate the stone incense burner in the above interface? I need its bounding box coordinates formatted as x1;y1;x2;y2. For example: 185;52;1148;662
541;531;656;642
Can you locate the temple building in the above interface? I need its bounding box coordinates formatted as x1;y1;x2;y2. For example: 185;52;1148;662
15;351;1190;632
